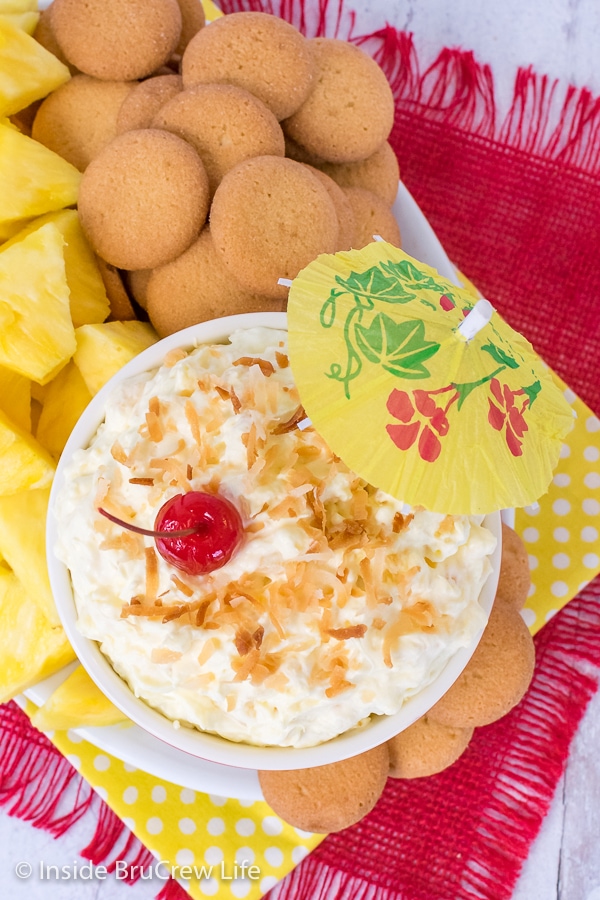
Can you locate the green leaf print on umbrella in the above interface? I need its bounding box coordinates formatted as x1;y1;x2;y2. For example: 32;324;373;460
355;313;440;378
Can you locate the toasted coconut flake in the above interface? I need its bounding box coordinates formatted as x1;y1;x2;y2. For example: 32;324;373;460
275;351;289;368
195;599;212;627
382;611;415;668
232;648;260;682
151;648;182;664
234;628;254;656
233;356;275;377
129;477;154;485
327;624;367;640
99;531;144;557
161;605;188;623
273;405;306;435
145;547;159;601
164;348;187;367
172;575;194;598
187;464;193;480
325;679;353;698
436;515;456;536
185;399;202;447
393;512;414;533
111;441;128;464
406;600;437;629
197;638;217;666
146;411;163;443
242;422;258;469
252;625;264;649
226;693;237;711
352;488;369;521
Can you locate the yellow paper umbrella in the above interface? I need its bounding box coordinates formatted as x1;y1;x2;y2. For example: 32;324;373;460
287;242;575;515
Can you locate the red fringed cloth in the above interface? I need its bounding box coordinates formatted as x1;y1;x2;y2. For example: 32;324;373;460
2;3;600;899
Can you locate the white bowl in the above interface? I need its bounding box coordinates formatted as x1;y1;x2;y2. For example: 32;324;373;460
47;311;501;771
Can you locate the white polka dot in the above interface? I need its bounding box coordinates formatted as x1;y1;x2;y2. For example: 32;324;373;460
235;847;255;865
586;416;600;432
180;788;195;804
66;754;81;770
151;785;166;803
262;816;283;836
122;817;135;831
264;847;284;867
176;849;194;866
93;754;110;771
554;473;571;487
520;608;536;628
208;794;227;806
528;582;536;597
552;553;570;569
291;845;309;863
123;762;137;773
95;786;108;802
563;387;576;403
207;817;225;836
230;880;251;899
584;473;600;489
146;816;163;835
584;446;600;462
294;827;314;839
260;877;279;892
553;498;571;516
560;443;571;458
238;798;255;808
122;786;138;805
582;526;599;542
67;729;83;743
583;553;600;569
528;555;538;570
545;609;558;622
179;817;196;835
551;581;569;597
522;527;539;542
553;527;570;543
523;503;541;515
204;846;224;866
198;877;219;896
583;498;600;515
235;818;256;837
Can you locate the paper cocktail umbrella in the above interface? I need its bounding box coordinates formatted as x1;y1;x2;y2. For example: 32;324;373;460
287;242;574;515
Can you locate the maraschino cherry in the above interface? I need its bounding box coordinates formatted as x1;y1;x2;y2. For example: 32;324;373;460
99;491;244;576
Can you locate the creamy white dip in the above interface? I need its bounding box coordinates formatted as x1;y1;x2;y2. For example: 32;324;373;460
55;327;495;747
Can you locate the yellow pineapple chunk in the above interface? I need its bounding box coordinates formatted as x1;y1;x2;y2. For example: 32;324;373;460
0;120;80;232
0;364;30;430
0;221;76;384
0;18;70;118
31;664;128;731
0;565;75;703
74;321;157;395
0;487;60;627
0;12;39;34
0;408;55;494
0;1;37;12
3;211;109;327
36;362;92;459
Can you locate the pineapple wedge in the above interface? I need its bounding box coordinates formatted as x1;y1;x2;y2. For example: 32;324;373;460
0;407;55;494
0;1;37;12
0;487;60;627
3;211;110;327
36;362;92;459
0;18;70;118
31;665;128;731
0;12;39;34
74;321;157;395
0;119;80;233
0;565;75;704
0;364;30;430
0;221;76;384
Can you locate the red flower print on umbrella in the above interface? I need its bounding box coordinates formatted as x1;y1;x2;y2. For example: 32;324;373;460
386;387;453;462
487;378;531;457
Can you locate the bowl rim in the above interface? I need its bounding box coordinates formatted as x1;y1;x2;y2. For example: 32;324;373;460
47;311;501;771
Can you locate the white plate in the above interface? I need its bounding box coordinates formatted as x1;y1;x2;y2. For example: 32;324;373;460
25;182;499;801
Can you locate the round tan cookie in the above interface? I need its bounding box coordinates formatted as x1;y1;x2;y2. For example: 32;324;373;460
125;268;152;311
174;0;205;56
51;0;182;81
116;75;182;134
496;523;531;610
343;186;401;249
152;84;284;196
96;258;136;321
319;142;400;206
258;744;389;833
146;227;282;337
427;600;535;729
284;134;324;166
181;12;316;121
210;156;339;300
32;75;135;171
78;129;209;270
283;38;395;163
33;7;78;75
387;715;474;779
302;165;356;251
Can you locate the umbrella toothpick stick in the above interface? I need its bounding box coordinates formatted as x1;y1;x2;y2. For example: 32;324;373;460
457;298;494;341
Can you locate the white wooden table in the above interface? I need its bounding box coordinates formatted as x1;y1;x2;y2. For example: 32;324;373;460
2;0;600;897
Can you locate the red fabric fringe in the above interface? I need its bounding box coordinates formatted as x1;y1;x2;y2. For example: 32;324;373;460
2;3;600;900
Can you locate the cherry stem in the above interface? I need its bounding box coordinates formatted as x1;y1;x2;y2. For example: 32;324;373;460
98;506;201;539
